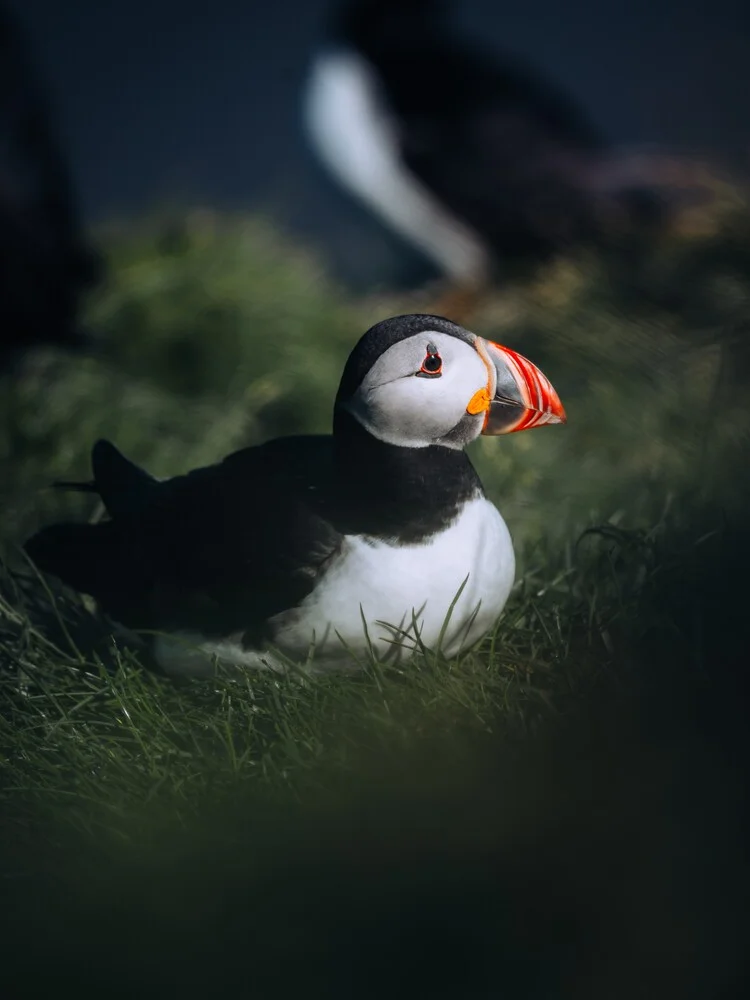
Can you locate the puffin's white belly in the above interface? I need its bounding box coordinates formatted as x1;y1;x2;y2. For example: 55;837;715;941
153;496;515;677
274;495;514;668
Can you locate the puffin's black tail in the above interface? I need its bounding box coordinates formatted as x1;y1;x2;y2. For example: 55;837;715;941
47;439;156;512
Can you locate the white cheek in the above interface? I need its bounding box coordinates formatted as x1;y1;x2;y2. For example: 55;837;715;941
357;351;488;446
440;358;489;413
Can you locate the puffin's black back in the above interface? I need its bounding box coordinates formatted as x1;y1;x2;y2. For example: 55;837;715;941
0;4;99;369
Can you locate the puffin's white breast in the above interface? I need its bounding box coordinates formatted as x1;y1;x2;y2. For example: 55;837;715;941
275;494;515;668
154;496;515;676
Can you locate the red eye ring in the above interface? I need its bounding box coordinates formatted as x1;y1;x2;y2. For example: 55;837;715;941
418;348;443;377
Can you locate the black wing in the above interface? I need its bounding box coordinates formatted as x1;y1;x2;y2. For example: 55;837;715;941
26;438;343;643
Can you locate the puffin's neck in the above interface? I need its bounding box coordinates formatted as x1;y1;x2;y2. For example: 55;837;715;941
330;408;482;543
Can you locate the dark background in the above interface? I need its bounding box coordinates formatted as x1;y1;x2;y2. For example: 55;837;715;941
9;0;750;282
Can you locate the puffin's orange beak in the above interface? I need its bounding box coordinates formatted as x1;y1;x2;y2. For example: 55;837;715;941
469;338;567;435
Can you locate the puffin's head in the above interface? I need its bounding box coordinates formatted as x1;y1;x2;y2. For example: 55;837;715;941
335;314;566;449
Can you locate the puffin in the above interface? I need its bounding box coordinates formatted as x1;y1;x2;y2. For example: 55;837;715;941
25;314;565;677
303;0;672;316
0;4;99;371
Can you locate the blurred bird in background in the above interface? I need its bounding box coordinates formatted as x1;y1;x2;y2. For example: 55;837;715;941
0;3;99;373
304;0;713;319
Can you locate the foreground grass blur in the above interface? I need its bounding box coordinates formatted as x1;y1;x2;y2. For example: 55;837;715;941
1;191;749;994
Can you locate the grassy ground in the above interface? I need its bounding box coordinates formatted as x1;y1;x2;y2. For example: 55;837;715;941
1;191;749;995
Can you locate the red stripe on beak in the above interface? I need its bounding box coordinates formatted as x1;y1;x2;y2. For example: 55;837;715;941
478;339;567;435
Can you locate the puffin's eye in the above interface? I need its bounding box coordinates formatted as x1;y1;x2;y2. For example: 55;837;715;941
417;345;443;378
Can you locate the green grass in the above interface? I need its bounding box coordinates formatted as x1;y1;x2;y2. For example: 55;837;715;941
1;197;749;993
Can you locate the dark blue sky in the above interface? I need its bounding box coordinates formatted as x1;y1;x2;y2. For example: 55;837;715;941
10;0;750;282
